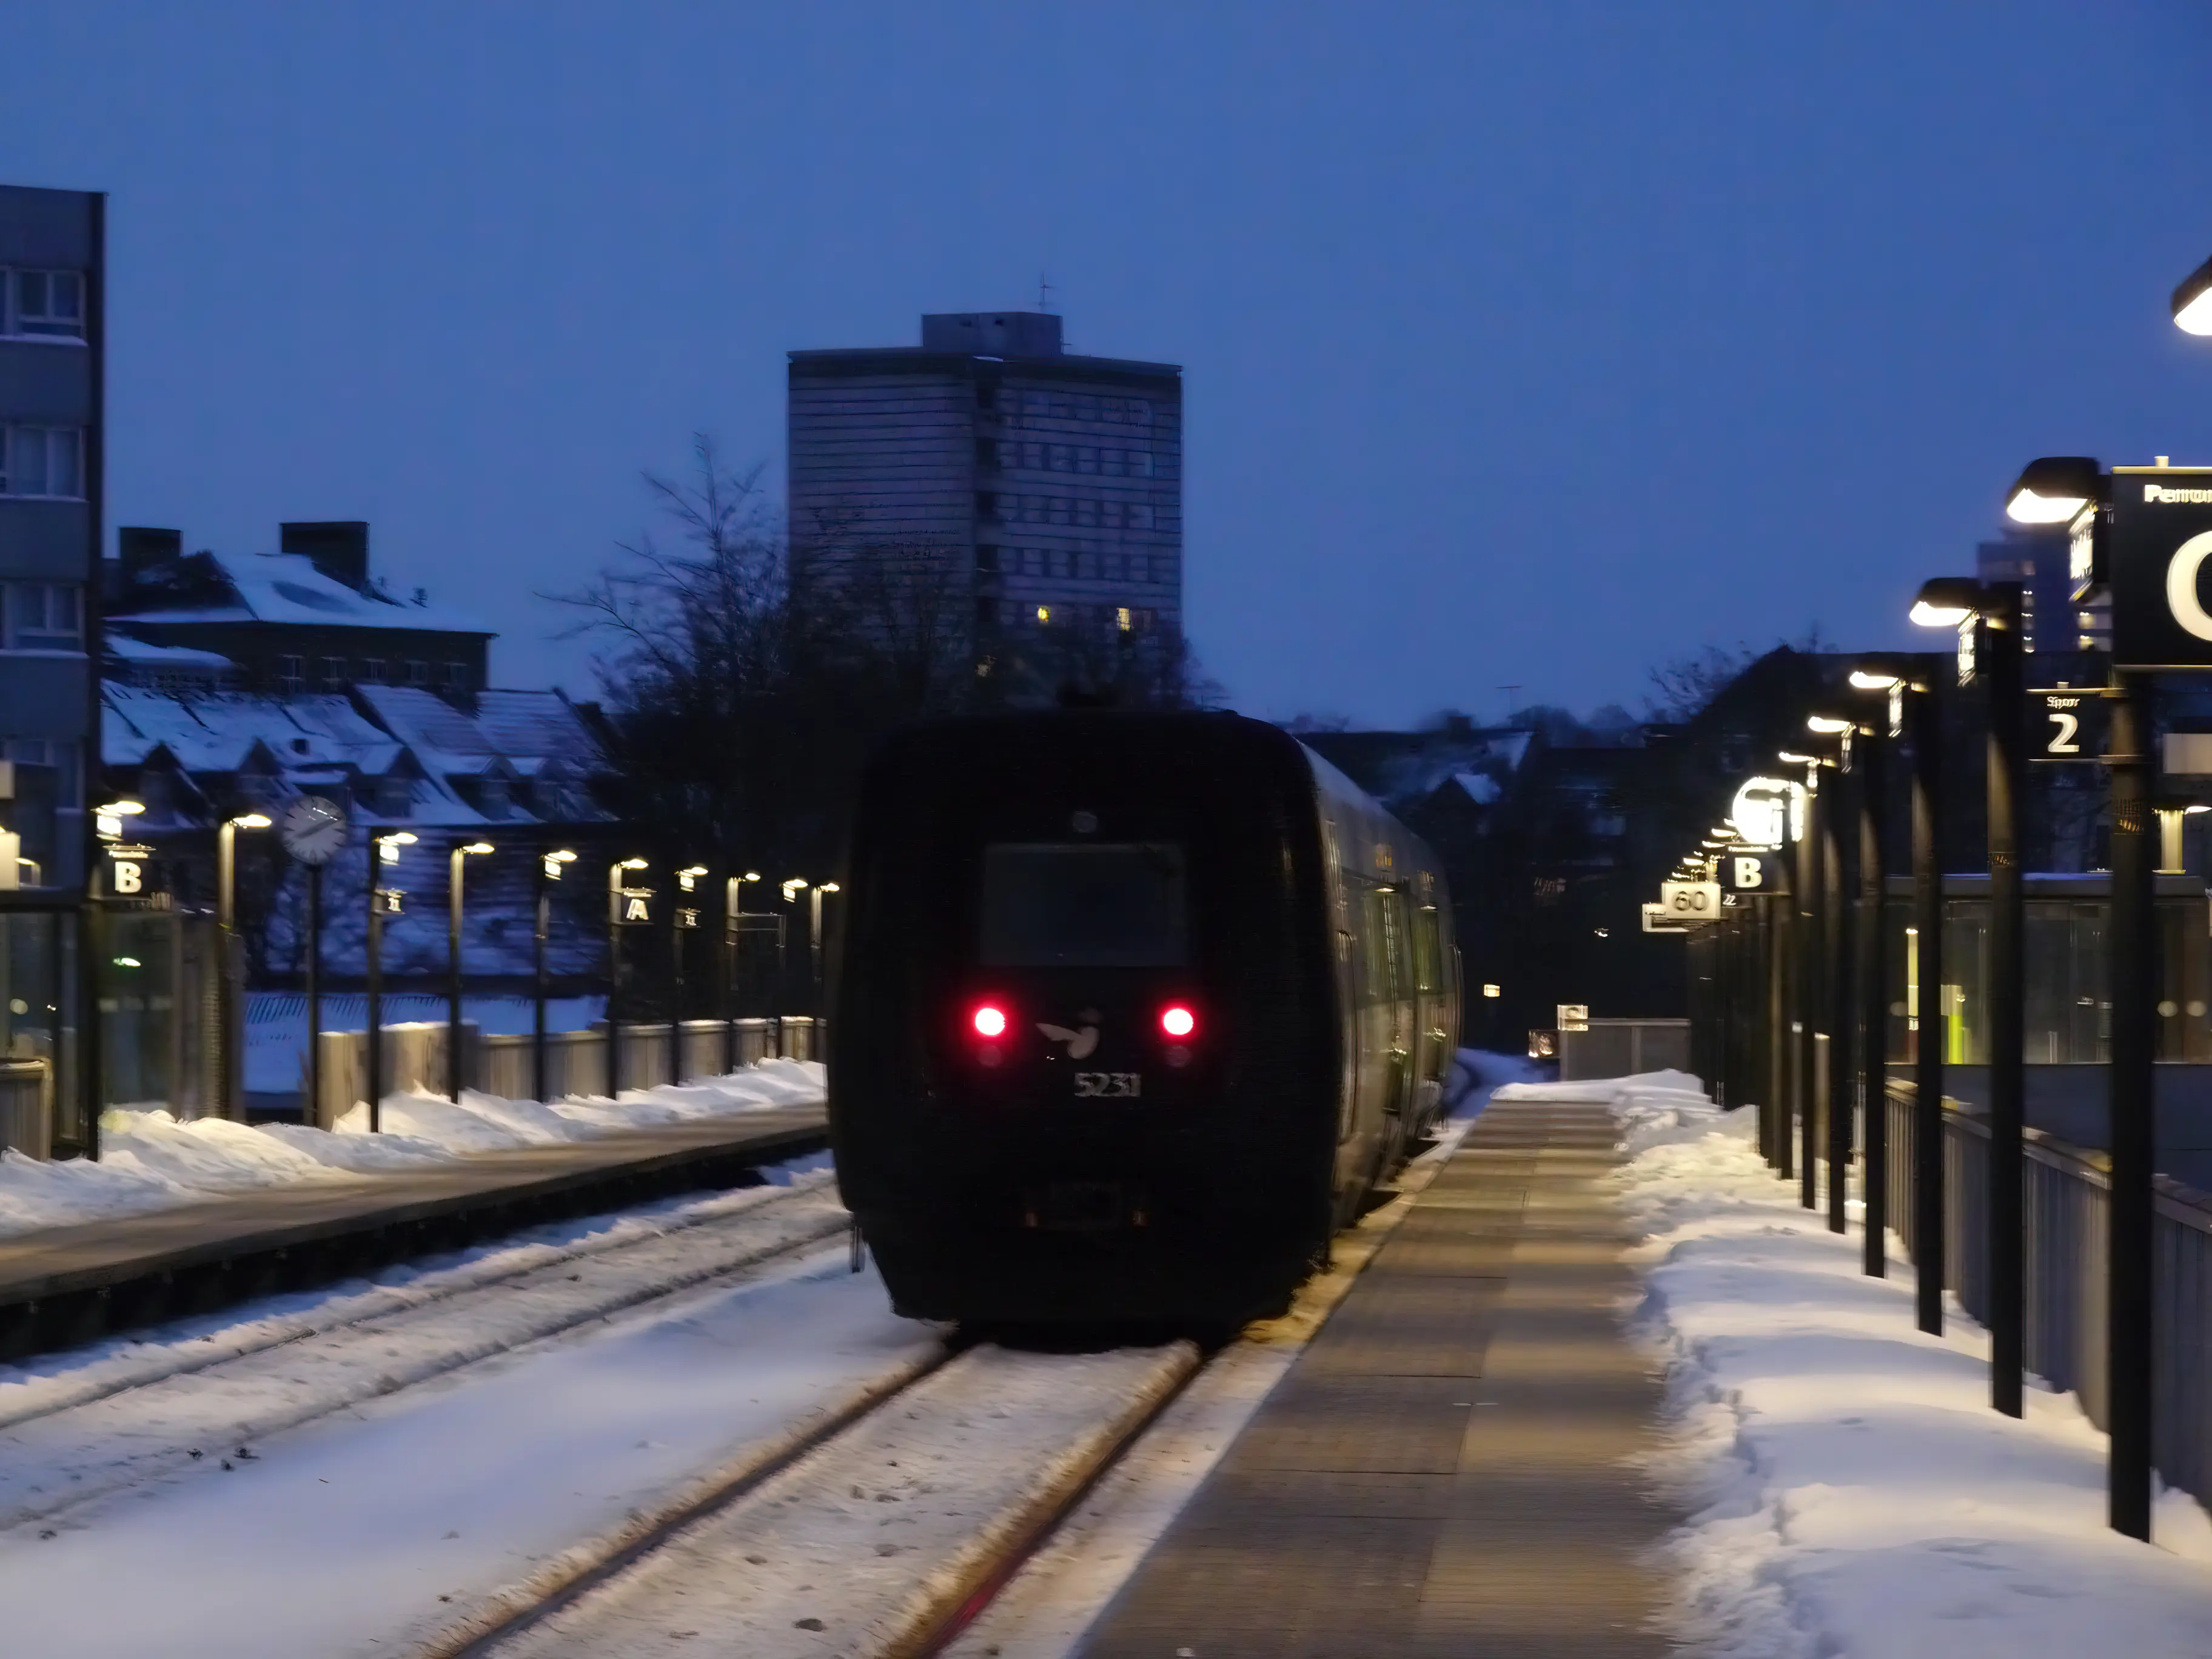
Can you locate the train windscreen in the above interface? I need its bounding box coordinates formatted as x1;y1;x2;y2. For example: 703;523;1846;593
979;842;1187;967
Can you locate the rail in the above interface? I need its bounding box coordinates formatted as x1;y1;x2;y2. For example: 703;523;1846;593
1882;1081;2212;1512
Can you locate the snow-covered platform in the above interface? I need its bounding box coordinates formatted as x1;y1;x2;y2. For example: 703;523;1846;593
1078;1095;1674;1658
0;1103;828;1359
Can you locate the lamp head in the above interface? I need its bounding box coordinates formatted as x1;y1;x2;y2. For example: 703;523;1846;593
2175;252;2212;335
2004;455;2103;525
819;882;840;893
1909;577;1982;629
679;865;708;878
460;841;493;856
618;857;649;871
98;800;145;817
742;870;762;882
1777;749;1817;766
377;830;418;846
1806;714;1854;735
547;848;577;862
228;813;273;830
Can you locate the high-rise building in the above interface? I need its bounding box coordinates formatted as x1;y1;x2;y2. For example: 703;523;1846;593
787;312;1183;696
1976;525;2108;655
0;184;102;889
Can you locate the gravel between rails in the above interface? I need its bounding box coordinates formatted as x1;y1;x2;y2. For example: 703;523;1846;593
0;1179;851;1535
477;1343;1201;1659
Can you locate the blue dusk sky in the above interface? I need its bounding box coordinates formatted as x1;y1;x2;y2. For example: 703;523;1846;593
5;3;2211;725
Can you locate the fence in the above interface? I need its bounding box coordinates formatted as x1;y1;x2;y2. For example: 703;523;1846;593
307;1016;826;1127
1883;1081;2212;1515
0;1059;50;1159
1560;1019;1689;1082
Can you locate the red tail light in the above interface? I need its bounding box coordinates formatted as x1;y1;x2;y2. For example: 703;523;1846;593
1159;1004;1197;1039
971;1004;1009;1039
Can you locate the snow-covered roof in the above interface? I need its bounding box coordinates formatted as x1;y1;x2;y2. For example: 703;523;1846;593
110;552;492;635
1451;770;1501;806
357;685;603;770
105;634;233;668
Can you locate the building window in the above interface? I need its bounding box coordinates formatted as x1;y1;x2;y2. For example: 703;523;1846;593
1129;504;1154;530
3;270;84;340
3;737;79;802
1;582;81;651
0;426;84;498
1047;444;1071;472
320;655;346;688
1049;549;1072;578
406;659;430;686
974;545;1000;574
278;654;304;694
361;657;387;683
1074;395;1098;420
444;661;468;691
1074;497;1098;528
1127;398;1152;424
1075;446;1098;474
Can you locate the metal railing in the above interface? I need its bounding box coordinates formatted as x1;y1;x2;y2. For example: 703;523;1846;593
0;1059;52;1159
1883;1082;2212;1512
1560;1019;1689;1082
305;1016;826;1125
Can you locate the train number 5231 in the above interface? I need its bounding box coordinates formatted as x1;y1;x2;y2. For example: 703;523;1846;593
1074;1072;1142;1098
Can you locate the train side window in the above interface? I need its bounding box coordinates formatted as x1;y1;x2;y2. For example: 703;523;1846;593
1414;908;1443;993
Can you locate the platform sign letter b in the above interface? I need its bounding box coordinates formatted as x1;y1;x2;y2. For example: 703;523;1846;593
1732;856;1763;890
112;860;142;895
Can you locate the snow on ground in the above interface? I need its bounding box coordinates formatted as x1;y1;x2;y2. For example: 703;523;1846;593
0;1059;825;1241
1610;1082;2212;1658
0;1245;937;1659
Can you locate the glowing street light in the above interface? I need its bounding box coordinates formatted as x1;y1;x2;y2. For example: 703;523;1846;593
2002;455;2103;526
2173;251;2212;335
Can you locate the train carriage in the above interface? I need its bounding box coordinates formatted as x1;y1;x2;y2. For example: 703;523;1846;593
828;709;1460;1325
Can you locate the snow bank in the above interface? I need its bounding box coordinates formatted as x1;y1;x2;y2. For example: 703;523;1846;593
0;1062;827;1243
1618;1087;2212;1657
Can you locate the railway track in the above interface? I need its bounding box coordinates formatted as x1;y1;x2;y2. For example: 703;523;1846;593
0;1174;853;1536
423;1128;1470;1659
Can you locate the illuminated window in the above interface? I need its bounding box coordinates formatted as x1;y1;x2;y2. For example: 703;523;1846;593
1035;605;1052;625
1117;606;1132;632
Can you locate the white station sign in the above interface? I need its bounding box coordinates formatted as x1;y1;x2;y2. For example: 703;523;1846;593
1658;880;1722;922
1729;776;1803;850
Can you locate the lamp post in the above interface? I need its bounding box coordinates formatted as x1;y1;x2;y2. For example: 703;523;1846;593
1912;570;2027;1419
447;840;492;1102
809;882;840;1011
723;870;760;1071
367;831;416;1131
537;848;576;1104
607;858;648;1096
215;812;271;1122
1844;659;1922;1281
1806;715;1861;1238
1778;748;1826;1211
673;866;708;1084
780;878;808;1024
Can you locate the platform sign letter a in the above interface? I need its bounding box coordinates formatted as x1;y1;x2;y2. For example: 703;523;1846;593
1732;856;1763;890
624;894;650;923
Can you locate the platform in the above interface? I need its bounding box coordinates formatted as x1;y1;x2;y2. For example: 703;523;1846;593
1079;1096;1675;1658
0;1104;828;1359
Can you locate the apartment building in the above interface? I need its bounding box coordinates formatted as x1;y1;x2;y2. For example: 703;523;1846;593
788;311;1183;697
0;184;101;888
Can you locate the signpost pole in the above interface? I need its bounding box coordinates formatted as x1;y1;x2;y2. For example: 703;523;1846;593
2108;672;2156;1538
1858;724;1889;1275
1910;681;1946;1335
1825;756;1855;1235
606;865;623;1099
1797;769;1822;1210
534;856;552;1106
1984;586;2027;1419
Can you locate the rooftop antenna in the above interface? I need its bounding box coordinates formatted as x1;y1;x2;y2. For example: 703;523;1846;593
1498;685;1522;725
1037;271;1057;314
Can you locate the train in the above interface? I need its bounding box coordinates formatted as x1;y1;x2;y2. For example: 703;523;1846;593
826;709;1461;1326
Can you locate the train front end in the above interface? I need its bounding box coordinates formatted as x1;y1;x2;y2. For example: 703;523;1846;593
829;712;1336;1326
